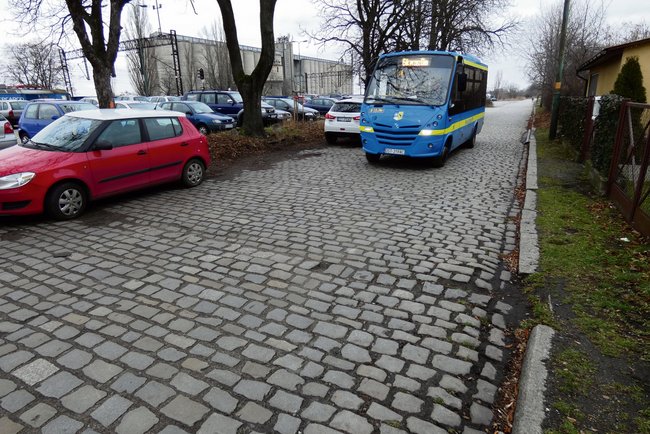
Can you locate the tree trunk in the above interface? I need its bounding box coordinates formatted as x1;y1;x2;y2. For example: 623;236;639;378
217;0;277;137
93;64;114;108
239;79;265;134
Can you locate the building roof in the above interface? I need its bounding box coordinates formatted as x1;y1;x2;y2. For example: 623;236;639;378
578;37;650;72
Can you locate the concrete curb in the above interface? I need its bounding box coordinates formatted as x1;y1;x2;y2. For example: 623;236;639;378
519;123;539;274
512;324;555;434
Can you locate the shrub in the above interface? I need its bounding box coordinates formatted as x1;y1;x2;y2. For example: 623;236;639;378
612;56;647;103
558;96;589;152
591;94;624;176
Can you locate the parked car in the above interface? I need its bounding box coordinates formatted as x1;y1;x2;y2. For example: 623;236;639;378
184;90;280;126
324;97;363;144
0;114;17;149
79;97;99;106
262;97;319;120
115;101;157;110
157;101;235;135
304;97;337;115
148;96;181;103
115;95;150;102
184;90;243;117
236;101;284;127
0;100;27;127
18;100;96;143
0;109;210;219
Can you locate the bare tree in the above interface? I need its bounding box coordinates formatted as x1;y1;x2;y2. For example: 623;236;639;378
308;0;408;87
125;1;159;96
3;41;63;89
615;21;650;43
201;21;235;90
216;0;277;136
524;0;610;108
493;70;504;99
425;0;518;54
182;42;198;92
10;0;129;107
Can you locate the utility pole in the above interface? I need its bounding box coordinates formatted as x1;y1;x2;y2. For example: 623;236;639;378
549;0;570;140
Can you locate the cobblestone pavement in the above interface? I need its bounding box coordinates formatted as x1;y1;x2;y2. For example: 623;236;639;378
0;99;532;433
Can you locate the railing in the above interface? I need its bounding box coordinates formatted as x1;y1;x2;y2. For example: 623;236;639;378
606;101;650;237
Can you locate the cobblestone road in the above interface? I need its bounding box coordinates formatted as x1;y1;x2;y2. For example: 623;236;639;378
0;99;532;433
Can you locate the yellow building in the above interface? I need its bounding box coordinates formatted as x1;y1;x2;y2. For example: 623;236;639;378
578;37;650;98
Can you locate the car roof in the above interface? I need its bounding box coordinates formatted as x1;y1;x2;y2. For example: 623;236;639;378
334;97;364;103
66;109;186;120
28;99;89;104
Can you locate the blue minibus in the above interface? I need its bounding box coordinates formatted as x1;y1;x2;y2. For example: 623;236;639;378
360;51;487;166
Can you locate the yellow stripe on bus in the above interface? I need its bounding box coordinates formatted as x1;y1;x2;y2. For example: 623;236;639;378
463;60;488;71
359;112;484;135
419;112;485;135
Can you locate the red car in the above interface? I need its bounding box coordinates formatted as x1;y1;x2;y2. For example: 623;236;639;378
0;109;210;219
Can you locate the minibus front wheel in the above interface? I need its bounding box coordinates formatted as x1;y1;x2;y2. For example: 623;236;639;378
432;141;450;168
366;152;381;164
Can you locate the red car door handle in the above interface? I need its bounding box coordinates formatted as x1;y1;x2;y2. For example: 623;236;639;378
137;150;147;155
180;142;189;147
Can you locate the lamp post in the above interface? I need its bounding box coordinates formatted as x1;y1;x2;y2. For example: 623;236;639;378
152;1;162;34
291;39;308;93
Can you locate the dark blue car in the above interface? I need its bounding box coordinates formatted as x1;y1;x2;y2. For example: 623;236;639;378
183;90;243;117
18;100;96;143
304;97;337;115
157;101;235;135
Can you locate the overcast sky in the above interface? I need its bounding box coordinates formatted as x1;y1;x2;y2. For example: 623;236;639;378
0;0;647;96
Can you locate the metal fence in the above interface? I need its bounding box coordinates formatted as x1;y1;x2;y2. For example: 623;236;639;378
606;101;650;237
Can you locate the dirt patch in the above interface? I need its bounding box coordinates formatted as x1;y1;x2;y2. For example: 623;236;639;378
205;120;326;178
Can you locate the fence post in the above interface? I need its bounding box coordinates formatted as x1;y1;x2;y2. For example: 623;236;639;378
606;101;629;195
579;97;595;163
630;115;650;223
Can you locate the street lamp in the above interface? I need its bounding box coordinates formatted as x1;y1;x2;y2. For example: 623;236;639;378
291;39;308;93
133;1;163;34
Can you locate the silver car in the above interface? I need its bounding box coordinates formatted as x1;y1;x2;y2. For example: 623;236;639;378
0;114;17;149
0;100;27;127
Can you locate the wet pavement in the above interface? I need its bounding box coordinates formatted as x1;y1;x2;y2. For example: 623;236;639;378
0;100;532;433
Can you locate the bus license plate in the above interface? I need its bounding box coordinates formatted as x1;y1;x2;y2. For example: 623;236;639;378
385;148;405;155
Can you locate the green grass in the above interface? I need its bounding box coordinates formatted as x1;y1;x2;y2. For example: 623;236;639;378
554;348;595;394
526;128;650;359
528;124;650;434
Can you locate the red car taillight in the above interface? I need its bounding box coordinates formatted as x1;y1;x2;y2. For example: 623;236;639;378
325;113;335;120
353;115;360;121
3;121;12;134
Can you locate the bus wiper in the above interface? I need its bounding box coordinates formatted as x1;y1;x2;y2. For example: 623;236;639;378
365;96;395;105
390;95;431;104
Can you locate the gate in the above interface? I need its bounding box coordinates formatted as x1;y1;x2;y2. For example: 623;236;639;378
607;101;650;236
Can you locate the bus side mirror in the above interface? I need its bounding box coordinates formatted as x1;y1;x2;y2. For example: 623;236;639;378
458;73;468;93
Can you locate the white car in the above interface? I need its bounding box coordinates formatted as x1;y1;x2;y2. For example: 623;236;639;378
115;101;157;110
324;97;363;144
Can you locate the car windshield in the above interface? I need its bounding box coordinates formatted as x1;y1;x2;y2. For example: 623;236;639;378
25;115;102;152
189;102;214;114
60;103;96;113
11;101;26;109
134;96;149;101
331;102;361;113
228;92;243;103
365;54;454;106
128;103;156;110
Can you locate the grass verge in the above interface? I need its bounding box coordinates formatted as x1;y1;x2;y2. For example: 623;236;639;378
523;118;649;434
